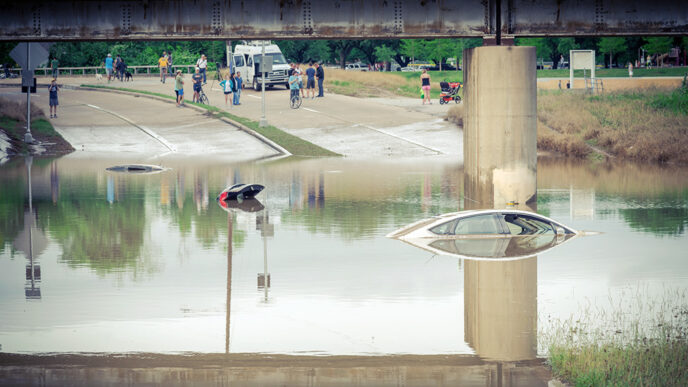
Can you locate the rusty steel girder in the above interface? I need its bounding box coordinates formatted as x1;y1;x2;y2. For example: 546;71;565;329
0;0;686;41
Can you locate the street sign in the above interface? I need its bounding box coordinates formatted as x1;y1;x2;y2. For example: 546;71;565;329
21;78;37;94
260;56;273;73
10;42;49;72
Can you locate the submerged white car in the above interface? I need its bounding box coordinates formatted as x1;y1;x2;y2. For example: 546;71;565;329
387;209;579;261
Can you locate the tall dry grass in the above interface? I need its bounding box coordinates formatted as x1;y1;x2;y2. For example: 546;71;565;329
445;88;688;164
0;96;47;122
541;288;688;386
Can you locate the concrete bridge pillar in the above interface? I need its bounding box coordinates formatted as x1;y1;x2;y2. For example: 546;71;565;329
463;46;537;209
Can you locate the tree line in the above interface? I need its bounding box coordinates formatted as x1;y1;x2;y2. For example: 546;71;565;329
1;37;687;70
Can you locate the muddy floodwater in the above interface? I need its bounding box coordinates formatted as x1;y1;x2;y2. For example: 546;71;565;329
0;156;687;384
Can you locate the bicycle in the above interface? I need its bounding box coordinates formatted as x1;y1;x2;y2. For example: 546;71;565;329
290;93;302;109
198;88;209;105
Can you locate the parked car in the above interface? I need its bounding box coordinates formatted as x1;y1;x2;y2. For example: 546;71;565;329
425;64;457;71
345;63;367;71
387;209;583;260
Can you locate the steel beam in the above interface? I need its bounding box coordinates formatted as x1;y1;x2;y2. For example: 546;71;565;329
0;0;686;41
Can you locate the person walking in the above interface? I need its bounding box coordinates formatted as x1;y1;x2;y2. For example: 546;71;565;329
174;70;184;107
233;71;243;105
628;62;633;78
158;52;168;83
114;55;122;80
50;57;59;79
104;53;114;83
420;69;431;105
315;62;324;97
117;57;126;82
48;78;60;118
305;62;316;99
167;52;174;77
196;54;208;84
219;73;233;106
295;63;305;98
192;67;203;103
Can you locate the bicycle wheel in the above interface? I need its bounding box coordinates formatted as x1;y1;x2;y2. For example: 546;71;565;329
290;95;301;109
199;92;209;105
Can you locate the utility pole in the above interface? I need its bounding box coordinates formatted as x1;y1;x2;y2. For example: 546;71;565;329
259;41;267;127
25;44;34;143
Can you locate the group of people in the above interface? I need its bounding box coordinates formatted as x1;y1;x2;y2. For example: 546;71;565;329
169;53;243;107
219;71;243;106
288;62;325;100
102;53;128;83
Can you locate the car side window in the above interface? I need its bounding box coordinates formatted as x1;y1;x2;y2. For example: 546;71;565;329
501;214;555;235
430;219;459;235
247;56;252;66
454;214;503;235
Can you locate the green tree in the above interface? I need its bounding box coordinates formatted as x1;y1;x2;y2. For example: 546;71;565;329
424;39;455;70
556;38;578;63
400;39;424;65
516;38;553;61
643;37;673;55
598;37;627;68
328;40;359;68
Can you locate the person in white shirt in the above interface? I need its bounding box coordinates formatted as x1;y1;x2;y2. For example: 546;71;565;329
196;54;208;84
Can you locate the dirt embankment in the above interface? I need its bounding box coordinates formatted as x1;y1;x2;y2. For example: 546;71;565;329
0;97;74;162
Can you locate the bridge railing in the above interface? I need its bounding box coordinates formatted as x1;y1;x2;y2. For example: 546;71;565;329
3;65;210;77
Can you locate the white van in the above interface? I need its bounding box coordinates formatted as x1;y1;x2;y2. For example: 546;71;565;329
232;41;291;90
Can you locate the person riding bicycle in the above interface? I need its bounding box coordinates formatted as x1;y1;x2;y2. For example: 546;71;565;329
192;67;203;103
288;70;300;101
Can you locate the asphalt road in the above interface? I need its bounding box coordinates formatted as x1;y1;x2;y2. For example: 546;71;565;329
1;76;462;161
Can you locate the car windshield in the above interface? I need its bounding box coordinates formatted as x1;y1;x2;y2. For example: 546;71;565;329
254;53;287;65
500;213;555;235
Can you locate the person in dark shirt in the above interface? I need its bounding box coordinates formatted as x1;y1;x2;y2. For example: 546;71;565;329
315;62;325;97
305;62;316;99
192;67;203;103
48;79;60;118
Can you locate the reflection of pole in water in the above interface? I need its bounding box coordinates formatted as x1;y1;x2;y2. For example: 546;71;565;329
50;160;59;204
107;175;115;204
226;210;233;354
317;172;325;209
24;156;41;300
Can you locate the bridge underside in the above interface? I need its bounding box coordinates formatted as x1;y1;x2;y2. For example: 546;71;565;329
1;0;687;41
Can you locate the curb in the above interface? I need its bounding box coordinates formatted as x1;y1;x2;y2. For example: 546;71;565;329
66;84;292;157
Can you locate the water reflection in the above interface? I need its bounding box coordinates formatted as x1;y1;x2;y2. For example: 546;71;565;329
0;156;686;362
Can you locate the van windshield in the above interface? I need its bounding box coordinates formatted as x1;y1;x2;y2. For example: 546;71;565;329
254;53;287;65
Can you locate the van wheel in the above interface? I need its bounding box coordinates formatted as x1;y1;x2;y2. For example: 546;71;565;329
253;78;260;91
285;83;290;89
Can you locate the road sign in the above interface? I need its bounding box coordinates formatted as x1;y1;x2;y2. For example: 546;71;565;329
10;42;49;71
21;78;37;94
260;56;273;73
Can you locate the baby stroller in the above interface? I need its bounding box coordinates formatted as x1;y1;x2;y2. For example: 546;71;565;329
439;81;462;104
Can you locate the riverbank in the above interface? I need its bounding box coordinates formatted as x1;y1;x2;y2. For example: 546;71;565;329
541;289;688;386
0;97;74;162
445;83;688;164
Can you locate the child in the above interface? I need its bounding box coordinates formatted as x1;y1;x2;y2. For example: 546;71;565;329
174;70;184;106
49;79;60;118
219;73;234;106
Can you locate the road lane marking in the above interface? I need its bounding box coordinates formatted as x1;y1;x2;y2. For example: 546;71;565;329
302;107;319;113
360;124;443;154
85;104;177;152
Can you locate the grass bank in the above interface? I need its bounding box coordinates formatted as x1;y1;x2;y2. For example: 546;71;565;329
81;84;340;158
326;69;460;100
325;67;688;100
541;289;688;386
0;97;74;156
445;83;688;164
537;84;688;164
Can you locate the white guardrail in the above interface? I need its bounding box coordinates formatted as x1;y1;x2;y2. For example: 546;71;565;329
2;65;210;77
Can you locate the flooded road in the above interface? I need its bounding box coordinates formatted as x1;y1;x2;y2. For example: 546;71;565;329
0;155;687;383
